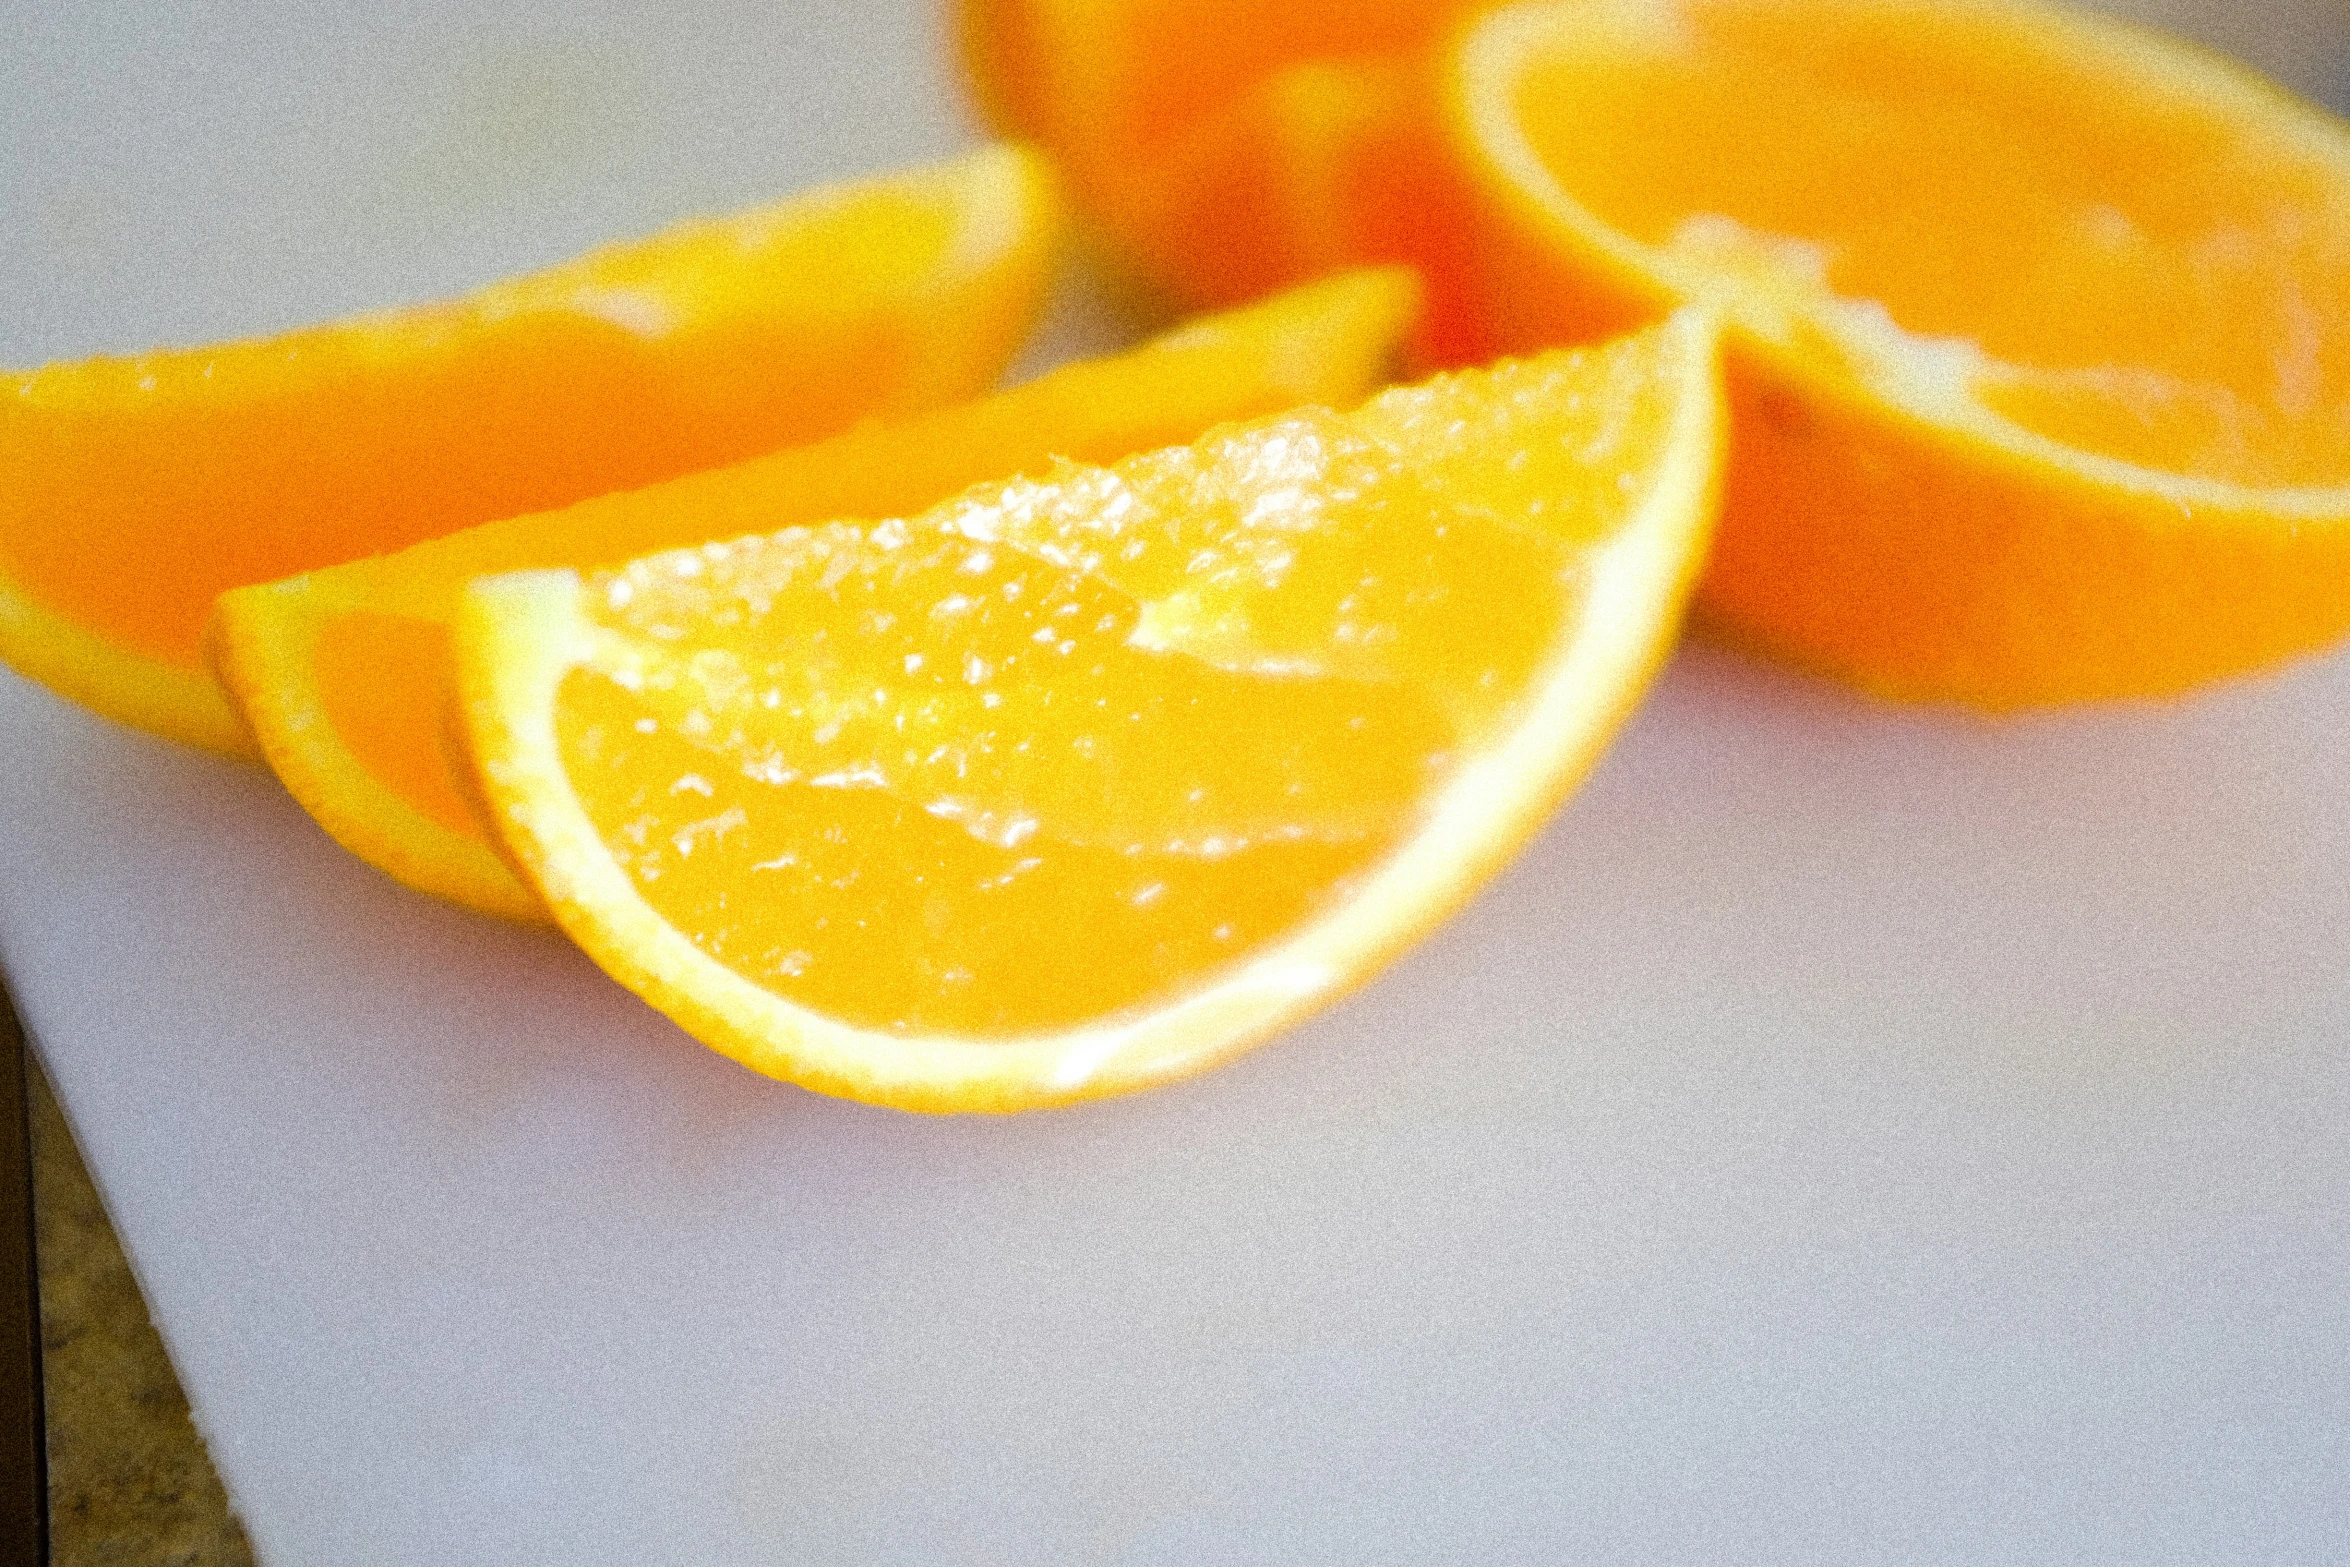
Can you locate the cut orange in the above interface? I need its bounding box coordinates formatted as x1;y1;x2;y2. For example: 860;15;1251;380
955;0;1488;364
212;269;1423;923
453;311;1724;1112
1454;0;2350;706
0;144;1064;756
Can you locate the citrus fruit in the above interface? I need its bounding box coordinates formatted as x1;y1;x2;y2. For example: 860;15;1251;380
212;269;1423;924
955;0;1488;364
452;310;1724;1112
1453;0;2350;706
0;144;1065;757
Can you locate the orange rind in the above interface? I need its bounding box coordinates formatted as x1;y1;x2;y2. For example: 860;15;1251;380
955;0;1487;364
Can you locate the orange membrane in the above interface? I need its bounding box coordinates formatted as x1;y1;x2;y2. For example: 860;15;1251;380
549;349;1670;1036
1509;0;2350;486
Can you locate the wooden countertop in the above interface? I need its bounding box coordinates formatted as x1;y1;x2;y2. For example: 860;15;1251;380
29;1054;254;1564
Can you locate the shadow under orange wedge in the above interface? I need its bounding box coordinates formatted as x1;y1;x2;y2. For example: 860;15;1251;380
956;0;1490;365
212;269;1423;924
0;144;1064;756
1455;0;2350;706
452;311;1724;1112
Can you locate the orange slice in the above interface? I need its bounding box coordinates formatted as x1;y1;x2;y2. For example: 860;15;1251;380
453;311;1724;1112
0;144;1064;756
957;0;1451;185
1454;0;2350;705
955;0;1486;364
212;269;1423;923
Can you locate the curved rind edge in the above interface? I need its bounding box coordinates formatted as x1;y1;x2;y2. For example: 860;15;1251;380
455;313;1727;1114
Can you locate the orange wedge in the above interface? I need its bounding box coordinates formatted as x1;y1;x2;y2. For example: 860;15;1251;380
453;311;1724;1112
212;269;1423;923
1454;0;2350;706
956;0;1487;364
0;144;1063;756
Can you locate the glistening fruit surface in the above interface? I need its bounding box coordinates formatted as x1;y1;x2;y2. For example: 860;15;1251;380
455;313;1724;1109
1458;0;2350;704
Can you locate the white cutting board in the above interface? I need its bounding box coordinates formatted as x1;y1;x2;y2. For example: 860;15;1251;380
4;1;2348;1563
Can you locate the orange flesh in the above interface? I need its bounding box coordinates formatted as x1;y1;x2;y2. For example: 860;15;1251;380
557;672;1391;1034
257;269;1420;870
0;190;960;669
1511;0;2350;485
314;612;478;838
550;347;1675;1036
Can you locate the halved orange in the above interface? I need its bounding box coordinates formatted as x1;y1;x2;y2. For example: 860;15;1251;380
212;269;1423;923
1454;0;2350;705
453;311;1724;1112
955;0;1487;364
0;144;1064;756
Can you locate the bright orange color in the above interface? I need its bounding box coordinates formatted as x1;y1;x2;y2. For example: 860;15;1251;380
212;269;1423;923
956;0;1488;364
453;312;1724;1111
0;145;1064;755
1455;0;2350;705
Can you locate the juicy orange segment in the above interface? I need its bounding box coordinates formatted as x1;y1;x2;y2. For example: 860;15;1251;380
0;144;1064;755
213;270;1424;923
1454;0;2350;704
454;312;1723;1111
957;0;1486;364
